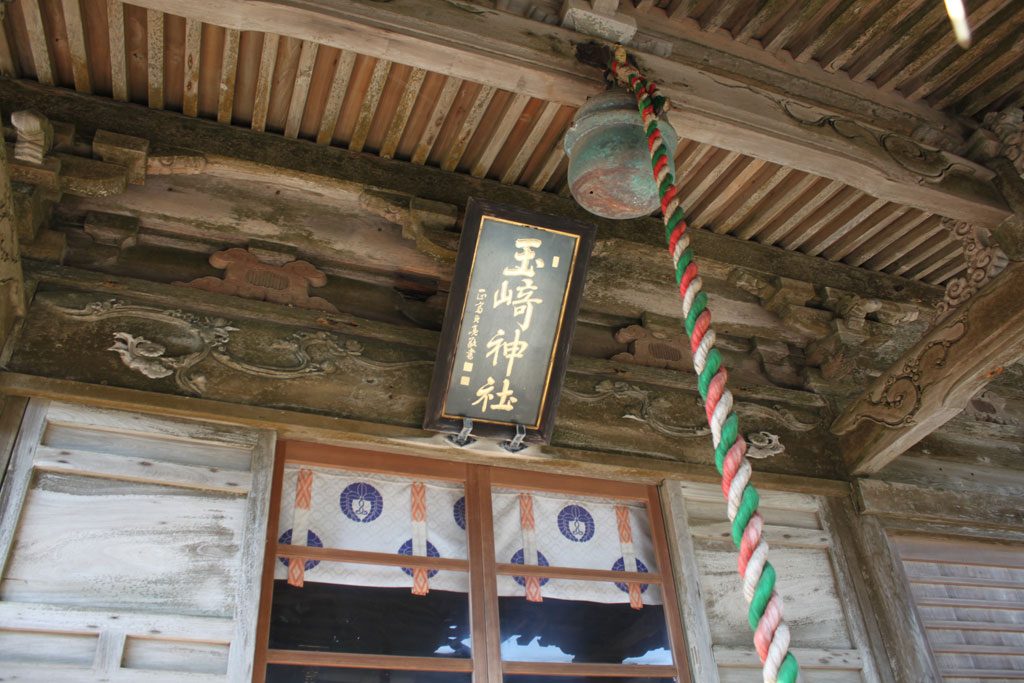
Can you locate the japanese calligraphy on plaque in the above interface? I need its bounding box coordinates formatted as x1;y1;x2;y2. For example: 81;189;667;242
425;199;595;444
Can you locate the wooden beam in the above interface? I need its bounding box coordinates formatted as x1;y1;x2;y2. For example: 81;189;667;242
216;28;240;124
501;100;558;185
528;145;565;192
0;369;851;497
107;0;128;101
283;40;318;139
107;0;1008;227
379;66;425;159
759;0;828;54
792;1;863;65
700;0;743;32
21;0;53;86
856;479;1024;530
146;9;164;109
250;32;279;132
833;261;1024;475
441;83;495;172
181;17;202;117
0;77;942;309
820;1;921;75
410;76;461;165
349;58;391;153
470;92;529;178
691;157;765;228
854;2;948;85
314;48;355;145
0;6;17;78
61;0;92;93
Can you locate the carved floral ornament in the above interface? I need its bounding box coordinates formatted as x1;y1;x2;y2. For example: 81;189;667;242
57;299;426;396
936;218;1007;321
564;379;817;458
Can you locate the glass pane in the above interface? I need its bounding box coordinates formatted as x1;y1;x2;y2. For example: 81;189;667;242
278;466;467;559
498;589;672;665
504;677;674;682
267;665;471;682
492;489;657;575
269;572;471;658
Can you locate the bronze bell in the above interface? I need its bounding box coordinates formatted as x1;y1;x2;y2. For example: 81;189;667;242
563;90;679;220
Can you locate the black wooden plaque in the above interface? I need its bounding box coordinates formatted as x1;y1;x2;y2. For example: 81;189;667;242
424;199;595;444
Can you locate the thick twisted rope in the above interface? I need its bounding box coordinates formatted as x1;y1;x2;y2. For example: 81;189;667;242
609;47;799;683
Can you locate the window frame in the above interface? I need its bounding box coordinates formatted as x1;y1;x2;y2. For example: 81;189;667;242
253;440;692;682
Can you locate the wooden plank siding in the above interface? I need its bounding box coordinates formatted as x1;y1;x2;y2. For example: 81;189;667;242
0;0;973;290
662;481;882;681
0;400;274;682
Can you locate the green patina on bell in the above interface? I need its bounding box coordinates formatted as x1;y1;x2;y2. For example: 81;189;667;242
563;90;678;220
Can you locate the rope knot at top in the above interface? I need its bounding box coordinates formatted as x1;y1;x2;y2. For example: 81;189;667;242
606;45;800;683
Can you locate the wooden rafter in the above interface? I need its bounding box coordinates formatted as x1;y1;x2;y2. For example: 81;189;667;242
85;0;1007;228
0;77;941;309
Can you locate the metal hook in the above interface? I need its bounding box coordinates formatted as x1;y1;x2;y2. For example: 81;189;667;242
501;424;528;453
446;417;477;448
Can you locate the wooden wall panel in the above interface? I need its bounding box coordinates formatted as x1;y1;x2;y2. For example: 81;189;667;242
0;399;274;682
663;481;881;681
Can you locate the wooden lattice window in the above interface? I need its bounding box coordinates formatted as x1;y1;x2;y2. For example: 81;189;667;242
894;534;1024;680
253;441;690;682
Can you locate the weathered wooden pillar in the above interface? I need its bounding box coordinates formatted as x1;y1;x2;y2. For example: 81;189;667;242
0;108;26;353
822;497;940;683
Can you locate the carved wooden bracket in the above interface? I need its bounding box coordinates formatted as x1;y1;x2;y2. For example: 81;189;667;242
965;107;1023;177
728;269;832;338
750;337;801;386
611;323;690;372
935;217;1007;322
401;197;459;264
10;110;53;165
832;260;1024;475
93;130;149;185
175;246;338;312
6;111;144;200
80;211;139;267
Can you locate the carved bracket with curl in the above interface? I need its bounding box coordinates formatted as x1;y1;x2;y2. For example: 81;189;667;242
832;314;967;433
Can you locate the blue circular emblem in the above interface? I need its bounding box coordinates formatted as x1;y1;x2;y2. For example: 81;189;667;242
612;557;650;594
453;496;467;530
340;482;383;523
277;529;323;570
510;549;550;587
397;539;441;578
557;504;595;543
